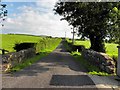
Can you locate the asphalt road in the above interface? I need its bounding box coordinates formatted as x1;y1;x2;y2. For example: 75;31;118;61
2;41;98;89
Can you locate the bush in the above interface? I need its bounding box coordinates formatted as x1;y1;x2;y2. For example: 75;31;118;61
14;43;35;52
13;37;61;54
35;38;61;53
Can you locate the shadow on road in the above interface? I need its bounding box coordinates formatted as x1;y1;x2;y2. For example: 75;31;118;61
4;41;87;77
11;64;49;77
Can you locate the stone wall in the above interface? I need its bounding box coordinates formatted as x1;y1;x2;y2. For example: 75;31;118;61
1;48;36;72
81;47;116;74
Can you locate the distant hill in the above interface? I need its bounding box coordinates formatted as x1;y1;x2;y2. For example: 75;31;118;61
6;33;52;38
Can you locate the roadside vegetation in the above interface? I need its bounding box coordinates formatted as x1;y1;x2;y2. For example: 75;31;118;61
71;52;109;76
10;52;49;72
64;39;117;76
55;2;119;76
67;39;118;60
2;34;61;72
1;34;41;53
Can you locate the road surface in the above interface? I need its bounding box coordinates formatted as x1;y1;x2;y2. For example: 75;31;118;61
2;41;114;89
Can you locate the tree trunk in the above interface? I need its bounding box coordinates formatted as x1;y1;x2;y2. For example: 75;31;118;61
89;35;105;53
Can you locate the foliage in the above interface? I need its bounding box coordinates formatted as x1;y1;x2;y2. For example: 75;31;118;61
63;40;73;52
71;51;110;76
67;39;118;59
10;38;61;72
108;5;120;45
0;4;7;27
2;34;62;72
64;39;116;76
1;34;61;53
54;2;120;52
1;34;41;53
14;43;35;52
36;37;61;53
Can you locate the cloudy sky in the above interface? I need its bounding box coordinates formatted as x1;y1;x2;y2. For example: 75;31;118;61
1;0;79;38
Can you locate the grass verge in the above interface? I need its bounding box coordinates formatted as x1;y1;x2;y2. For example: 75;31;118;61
66;39;118;59
2;34;62;72
9;39;61;72
10;52;50;72
64;41;114;76
71;51;113;76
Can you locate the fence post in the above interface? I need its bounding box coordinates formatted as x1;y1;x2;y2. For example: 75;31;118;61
2;49;5;55
117;46;120;77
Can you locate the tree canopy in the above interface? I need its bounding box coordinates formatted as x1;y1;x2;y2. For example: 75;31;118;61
54;2;120;52
108;5;120;45
0;4;7;27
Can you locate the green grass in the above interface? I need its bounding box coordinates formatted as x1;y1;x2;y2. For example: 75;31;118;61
74;40;90;49
67;39;118;58
1;34;61;53
1;34;62;72
1;34;41;53
36;38;61;53
10;38;61;72
105;43;118;58
10;52;49;72
71;51;112;76
64;40;116;76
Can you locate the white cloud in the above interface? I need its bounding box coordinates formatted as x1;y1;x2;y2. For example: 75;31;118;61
2;1;78;38
36;0;58;9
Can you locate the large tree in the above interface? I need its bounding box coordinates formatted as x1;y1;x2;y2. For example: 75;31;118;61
0;4;7;27
54;2;120;52
108;6;120;45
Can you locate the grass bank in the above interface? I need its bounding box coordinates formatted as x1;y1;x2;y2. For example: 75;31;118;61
11;39;61;72
71;52;112;76
64;40;115;76
67;39;118;59
1;34;61;72
1;34;41;53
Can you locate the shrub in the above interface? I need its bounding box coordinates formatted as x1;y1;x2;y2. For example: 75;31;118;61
14;43;35;52
35;38;61;53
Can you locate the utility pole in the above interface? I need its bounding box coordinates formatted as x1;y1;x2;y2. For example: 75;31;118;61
71;27;76;45
65;32;66;39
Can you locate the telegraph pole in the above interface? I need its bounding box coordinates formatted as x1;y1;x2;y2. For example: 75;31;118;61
65;32;66;39
71;27;75;45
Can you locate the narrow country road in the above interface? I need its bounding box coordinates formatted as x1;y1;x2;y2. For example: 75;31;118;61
2;41;99;89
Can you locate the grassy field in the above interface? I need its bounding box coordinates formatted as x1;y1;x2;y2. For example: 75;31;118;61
35;37;62;53
1;34;42;53
1;34;61;72
67;39;118;58
1;34;61;53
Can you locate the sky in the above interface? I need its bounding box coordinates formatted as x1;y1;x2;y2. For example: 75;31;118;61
1;0;78;38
